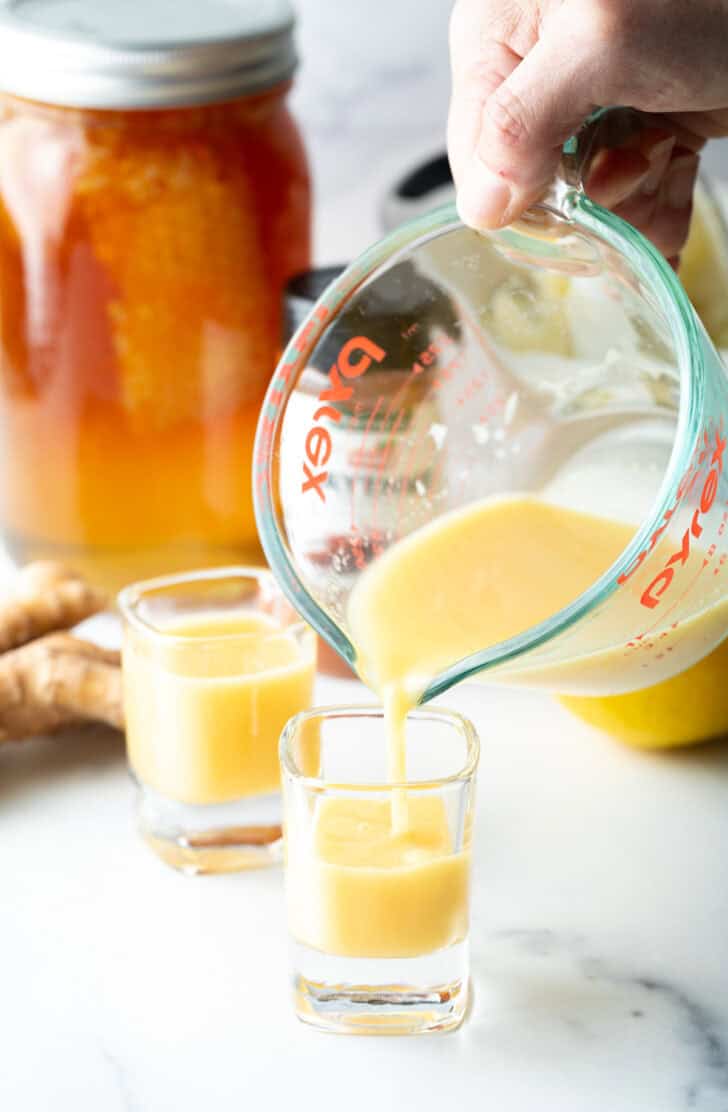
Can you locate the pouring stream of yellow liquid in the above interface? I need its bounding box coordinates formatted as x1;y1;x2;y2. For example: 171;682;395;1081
298;495;728;959
348;496;636;832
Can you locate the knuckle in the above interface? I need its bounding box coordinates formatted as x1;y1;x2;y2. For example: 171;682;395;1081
486;83;530;149
460;50;508;101
461;57;501;101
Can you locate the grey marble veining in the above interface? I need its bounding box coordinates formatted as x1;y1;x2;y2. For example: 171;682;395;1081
473;929;728;1111
100;1043;143;1112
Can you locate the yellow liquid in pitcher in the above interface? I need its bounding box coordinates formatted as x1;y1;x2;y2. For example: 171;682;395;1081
349;497;637;705
351;493;728;801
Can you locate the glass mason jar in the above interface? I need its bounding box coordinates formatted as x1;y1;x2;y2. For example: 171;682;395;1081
0;0;310;589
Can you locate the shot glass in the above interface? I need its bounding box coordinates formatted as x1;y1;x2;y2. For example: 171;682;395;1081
119;568;316;874
280;705;479;1034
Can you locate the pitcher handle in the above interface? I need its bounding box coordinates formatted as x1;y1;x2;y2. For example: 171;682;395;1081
541;106;655;218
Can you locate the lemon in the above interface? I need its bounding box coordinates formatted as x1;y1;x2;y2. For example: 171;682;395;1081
560;182;728;749
559;639;728;748
679;181;728;347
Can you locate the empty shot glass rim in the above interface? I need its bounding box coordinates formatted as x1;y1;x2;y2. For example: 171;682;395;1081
117;565;311;645
279;702;480;792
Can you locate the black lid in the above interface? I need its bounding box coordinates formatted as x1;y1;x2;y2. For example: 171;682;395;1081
283;266;347;341
394;154;452;200
283;261;460;369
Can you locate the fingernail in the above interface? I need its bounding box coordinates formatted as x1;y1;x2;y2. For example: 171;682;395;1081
665;158;698;209
457;157;512;229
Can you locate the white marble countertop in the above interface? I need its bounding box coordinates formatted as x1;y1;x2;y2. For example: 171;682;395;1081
2;672;728;1112
3;2;728;1108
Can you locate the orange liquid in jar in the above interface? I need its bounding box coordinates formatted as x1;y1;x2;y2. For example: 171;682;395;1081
0;91;310;586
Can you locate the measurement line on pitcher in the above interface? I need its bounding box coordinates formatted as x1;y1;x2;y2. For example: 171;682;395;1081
370;407;406;543
394;433;427;543
381;362;425;419
348;394;384;532
427;432;448;505
625;554;724;658
366;335;457;535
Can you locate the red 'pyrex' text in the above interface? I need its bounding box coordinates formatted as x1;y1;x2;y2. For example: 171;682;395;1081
618;422;726;608
301;336;386;502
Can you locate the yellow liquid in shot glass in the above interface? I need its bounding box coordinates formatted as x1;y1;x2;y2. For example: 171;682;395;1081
124;612;315;806
288;795;470;959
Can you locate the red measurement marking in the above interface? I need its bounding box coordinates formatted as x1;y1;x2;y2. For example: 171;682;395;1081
359;396;384;441
395;433;425;543
623;558;710;655
456;371;491;408
433;365;457;391
350;531;367;571
370;408;406;536
294;309;328;353
348;394;384;532
620;419;726;605
416;334;457;368
380;363;422;424
368;525;386;559
429;348;463;389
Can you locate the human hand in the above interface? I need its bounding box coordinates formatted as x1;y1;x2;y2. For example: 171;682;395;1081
448;0;728;260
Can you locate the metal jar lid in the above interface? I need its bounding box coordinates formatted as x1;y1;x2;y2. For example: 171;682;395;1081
0;0;297;110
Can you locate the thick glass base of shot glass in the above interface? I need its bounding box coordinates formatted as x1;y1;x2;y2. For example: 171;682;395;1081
135;781;283;875
292;939;469;1035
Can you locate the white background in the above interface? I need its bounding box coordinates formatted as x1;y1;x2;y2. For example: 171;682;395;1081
291;0;728;262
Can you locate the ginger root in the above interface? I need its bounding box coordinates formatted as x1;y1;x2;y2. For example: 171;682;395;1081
0;561;125;742
0;561;107;653
0;633;123;741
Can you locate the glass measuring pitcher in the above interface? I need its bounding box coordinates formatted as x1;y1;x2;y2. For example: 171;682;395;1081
254;110;728;700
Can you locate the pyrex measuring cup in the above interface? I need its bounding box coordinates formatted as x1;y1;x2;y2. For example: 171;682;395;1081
254;110;728;699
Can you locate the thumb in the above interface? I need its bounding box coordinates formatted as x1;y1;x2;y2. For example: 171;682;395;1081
457;24;602;229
